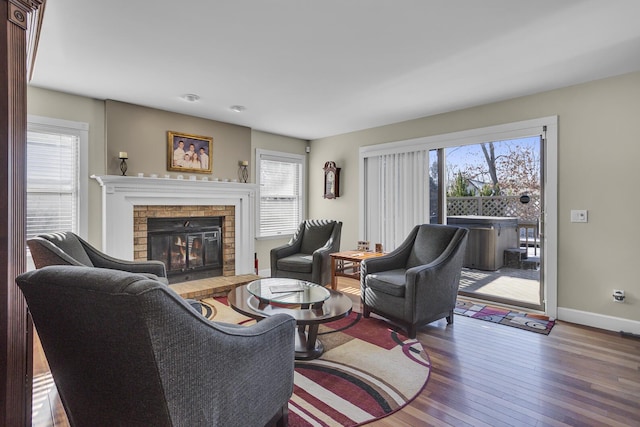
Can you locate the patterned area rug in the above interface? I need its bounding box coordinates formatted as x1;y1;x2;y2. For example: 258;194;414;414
200;297;431;427
455;299;555;335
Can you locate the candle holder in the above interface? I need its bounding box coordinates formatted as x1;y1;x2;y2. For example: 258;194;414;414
238;161;249;183
119;157;128;176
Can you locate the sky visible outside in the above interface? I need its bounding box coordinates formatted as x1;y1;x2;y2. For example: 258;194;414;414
444;136;540;185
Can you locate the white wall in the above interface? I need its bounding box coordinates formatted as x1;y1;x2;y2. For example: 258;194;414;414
308;71;640;328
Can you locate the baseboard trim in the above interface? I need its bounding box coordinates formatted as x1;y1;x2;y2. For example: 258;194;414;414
558;307;640;335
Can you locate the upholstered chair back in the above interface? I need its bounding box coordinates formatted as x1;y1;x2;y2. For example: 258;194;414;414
29;232;94;267
17;266;295;426
406;225;462;269
299;220;339;254
27;231;168;280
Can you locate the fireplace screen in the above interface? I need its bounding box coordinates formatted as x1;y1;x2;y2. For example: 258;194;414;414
147;217;223;281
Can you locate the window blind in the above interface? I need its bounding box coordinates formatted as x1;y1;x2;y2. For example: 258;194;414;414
26;130;79;240
364;150;429;251
258;152;304;238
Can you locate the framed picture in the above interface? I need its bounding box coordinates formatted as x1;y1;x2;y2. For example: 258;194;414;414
167;131;213;173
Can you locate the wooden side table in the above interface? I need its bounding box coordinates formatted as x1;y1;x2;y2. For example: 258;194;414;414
329;250;386;290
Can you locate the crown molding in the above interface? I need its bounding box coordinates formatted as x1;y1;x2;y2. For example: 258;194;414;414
10;0;43;11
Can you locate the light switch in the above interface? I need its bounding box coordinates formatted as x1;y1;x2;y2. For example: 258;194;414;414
570;209;588;223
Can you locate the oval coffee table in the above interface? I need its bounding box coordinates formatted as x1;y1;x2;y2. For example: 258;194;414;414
228;278;352;360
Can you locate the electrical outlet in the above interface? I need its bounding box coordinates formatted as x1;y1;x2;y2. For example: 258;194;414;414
570;209;588;223
613;289;625;303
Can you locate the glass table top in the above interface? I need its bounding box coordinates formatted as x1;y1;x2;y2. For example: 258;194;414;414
247;278;330;305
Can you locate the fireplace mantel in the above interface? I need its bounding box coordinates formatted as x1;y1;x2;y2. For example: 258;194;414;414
92;175;257;275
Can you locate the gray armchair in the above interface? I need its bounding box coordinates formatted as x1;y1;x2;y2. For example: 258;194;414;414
360;224;468;339
27;231;167;282
27;231;202;312
17;266;295;427
271;219;342;286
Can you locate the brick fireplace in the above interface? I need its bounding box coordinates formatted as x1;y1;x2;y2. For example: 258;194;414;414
134;205;235;281
92;175;257;277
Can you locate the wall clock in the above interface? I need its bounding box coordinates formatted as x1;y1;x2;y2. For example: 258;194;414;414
323;161;340;199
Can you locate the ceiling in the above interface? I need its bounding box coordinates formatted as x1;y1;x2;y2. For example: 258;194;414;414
30;0;640;141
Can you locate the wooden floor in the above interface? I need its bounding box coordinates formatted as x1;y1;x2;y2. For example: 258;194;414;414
34;278;640;426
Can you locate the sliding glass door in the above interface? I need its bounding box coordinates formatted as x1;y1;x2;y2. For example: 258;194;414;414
442;137;543;310
360;117;557;315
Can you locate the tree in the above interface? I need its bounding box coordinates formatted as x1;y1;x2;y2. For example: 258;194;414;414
448;172;474;197
459;141;540;197
495;143;540;196
479;184;495;197
481;142;500;194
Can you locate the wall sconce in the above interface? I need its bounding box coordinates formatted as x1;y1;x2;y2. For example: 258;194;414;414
238;160;249;183
119;152;128;176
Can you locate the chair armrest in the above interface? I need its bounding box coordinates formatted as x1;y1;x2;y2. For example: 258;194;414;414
403;259;460;311
270;242;301;271
271;242;300;258
82;244;167;277
361;225;423;277
208;312;295;338
361;251;406;275
97;258;167;277
310;242;335;286
311;246;330;267
312;240;335;259
404;232;468;310
271;221;306;271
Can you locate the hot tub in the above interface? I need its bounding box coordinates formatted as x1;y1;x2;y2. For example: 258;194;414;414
447;216;519;271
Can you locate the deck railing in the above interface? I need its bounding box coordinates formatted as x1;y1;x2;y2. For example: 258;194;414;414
447;195;540;222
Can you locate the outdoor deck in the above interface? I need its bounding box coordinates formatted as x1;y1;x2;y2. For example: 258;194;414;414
459;245;541;308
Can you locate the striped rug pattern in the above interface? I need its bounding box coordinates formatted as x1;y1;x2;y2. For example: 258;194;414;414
200;298;431;427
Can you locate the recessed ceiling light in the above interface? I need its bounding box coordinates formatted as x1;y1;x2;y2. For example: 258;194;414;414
182;94;200;102
230;105;246;112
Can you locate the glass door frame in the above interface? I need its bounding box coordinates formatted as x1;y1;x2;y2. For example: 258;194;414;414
359;116;558;317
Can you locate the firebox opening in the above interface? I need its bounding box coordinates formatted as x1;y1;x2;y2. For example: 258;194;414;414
147;216;223;284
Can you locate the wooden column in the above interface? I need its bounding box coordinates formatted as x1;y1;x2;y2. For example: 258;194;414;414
1;1;44;426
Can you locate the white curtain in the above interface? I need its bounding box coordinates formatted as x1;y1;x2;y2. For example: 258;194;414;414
364;150;429;251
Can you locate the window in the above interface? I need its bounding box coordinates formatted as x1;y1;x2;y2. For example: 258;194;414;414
256;149;305;238
26;116;88;244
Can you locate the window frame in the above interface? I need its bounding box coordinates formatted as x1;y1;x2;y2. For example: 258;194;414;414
27;115;89;239
256;149;305;239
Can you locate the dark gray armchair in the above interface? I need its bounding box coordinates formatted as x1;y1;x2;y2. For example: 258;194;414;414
27;231;167;283
360;224;469;339
27;231;202;312
17;266;295;427
271;219;342;286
